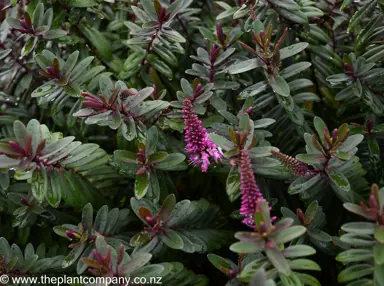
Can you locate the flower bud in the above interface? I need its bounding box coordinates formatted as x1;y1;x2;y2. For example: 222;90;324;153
369;194;379;210
83;100;105;110
33;139;45;156
216;24;225;45
66;229;81;240
46;66;60;79
332;128;338;142
259;31;266;44
266;240;275;249
366;120;373;133
136;167;147;176
20;197;29;206
210;44;220;62
193;83;203;98
344;63;353;74
136;149;146;163
228;269;237;278
145;216;156;225
9;141;25;155
297;208;305;224
20;19;30;30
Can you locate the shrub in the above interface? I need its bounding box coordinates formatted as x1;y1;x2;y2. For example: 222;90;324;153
1;0;384;285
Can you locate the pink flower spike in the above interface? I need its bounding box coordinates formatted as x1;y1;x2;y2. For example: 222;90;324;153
182;98;223;172
239;149;264;229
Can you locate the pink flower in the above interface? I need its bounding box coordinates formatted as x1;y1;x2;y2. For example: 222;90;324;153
271;150;311;178
182;98;222;172
239;149;264;228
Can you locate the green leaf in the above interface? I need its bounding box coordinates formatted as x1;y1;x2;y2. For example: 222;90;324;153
94;205;108;234
130;232;151;247
307;229;332;242
32;3;44;28
121;118;137;141
275;226;307;244
336;249;373;263
268;75;290;97
135;171;150;199
333;152;352;161
281;62;311;80
326;169;350;193
313;117;326;144
226;167;241;202
209;134;234;151
367;137;380;155
280;43;308;60
123;253;152;273
7;18;23;29
348;0;377;33
99;75;113;99
229;59;260;74
40;137;75;159
162;29;186;43
265;247;291;276
31;170;45;202
304;201;318;223
160;229;184;250
253;118;276;128
338;264;374;283
342;222;376;235
352;79;363;97
146;126;158;156
154;154;186;170
147;152;168;164
339;134;364;152
282;245;316;258
343;203;374;220
147;54;173;79
230;240;265;253
81;203;93;232
340;0;353;11
199;27;215;42
62;243;86;268
375;226;384;243
239;81;269;98
62;51;79;78
275;8;308;24
43;29;67;39
207;254;232;274
114;150;137;164
21;37;37;57
296;154;326;164
296;273;321;286
249;146;279;158
80;25;112;61
375;243;384;265
66;0;97;7
47;172;62;208
0;49;12;60
268;0;299;10
290;259;321;271
159;194;176;222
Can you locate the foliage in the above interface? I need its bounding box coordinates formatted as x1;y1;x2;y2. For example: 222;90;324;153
1;0;384;285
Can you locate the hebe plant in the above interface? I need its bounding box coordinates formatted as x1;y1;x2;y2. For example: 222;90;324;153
1;0;384;285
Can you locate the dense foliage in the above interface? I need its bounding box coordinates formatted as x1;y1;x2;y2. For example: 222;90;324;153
1;0;384;285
